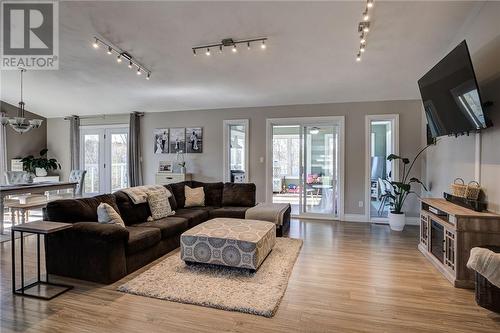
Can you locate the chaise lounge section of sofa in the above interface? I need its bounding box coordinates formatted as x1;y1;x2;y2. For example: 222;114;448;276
43;181;291;284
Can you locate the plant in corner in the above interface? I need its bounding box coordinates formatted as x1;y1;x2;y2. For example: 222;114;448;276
385;145;431;231
21;148;61;178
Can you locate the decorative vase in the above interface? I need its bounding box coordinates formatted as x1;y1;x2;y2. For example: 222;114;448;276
24;172;35;183
179;166;186;174
388;211;406;231
35;167;47;177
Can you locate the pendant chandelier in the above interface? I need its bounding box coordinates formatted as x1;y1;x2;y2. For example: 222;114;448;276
0;69;43;134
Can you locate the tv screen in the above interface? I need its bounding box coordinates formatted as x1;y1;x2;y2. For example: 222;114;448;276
418;40;490;138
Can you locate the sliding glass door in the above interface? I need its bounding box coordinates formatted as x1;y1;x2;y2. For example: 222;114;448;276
80;126;128;195
270;117;343;219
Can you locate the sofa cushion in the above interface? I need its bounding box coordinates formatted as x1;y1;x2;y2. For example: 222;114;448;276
133;217;189;239
174;208;209;227
147;188;175;220
126;226;161;255
45;194;119;223
114;191;151;226
209;206;249;219
191;181;224;207
97;203;125;227
184;185;205;207
168;181;192;208
164;185;177;210
221;183;256;207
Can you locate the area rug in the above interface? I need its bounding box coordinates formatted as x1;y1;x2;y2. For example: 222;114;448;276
118;237;303;317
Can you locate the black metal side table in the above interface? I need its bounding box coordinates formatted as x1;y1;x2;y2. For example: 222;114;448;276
11;221;73;300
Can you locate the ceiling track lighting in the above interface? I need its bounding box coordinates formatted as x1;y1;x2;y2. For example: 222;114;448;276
355;1;375;62
91;36;152;80
192;37;268;56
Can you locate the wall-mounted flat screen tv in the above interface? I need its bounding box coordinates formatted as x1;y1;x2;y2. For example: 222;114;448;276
418;40;491;138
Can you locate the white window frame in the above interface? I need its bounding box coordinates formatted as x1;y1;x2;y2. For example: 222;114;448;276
364;114;400;223
265;116;345;221
222;119;250;182
79;124;129;195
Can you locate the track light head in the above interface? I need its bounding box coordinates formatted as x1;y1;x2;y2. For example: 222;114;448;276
261;40;266;49
107;46;112;55
219;45;223;53
117;54;122;63
247;42;251;50
363;10;370;21
232;44;237;53
128;61;133;68
356;53;361;62
146;73;151;80
193;49;197;56
136;67;141;75
205;48;211;56
363;26;370;33
367;0;374;8
360;46;366;53
92;38;99;48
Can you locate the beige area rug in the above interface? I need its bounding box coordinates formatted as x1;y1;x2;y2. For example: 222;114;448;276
118;238;303;317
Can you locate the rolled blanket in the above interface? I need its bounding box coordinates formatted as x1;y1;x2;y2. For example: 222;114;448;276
120;185;171;204
467;247;500;288
245;203;290;226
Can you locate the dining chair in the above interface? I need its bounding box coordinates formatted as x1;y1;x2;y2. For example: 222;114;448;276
69;170;87;197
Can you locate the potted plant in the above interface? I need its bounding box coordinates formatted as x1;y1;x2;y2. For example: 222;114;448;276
385;145;430;231
21;148;61;178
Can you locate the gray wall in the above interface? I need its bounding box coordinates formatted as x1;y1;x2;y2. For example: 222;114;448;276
1;101;47;168
424;4;500;213
140;100;424;216
47;100;423;217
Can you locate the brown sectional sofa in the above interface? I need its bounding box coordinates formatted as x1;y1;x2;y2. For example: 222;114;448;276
43;181;290;284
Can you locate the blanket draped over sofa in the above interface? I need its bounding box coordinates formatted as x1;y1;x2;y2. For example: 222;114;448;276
467;247;500;288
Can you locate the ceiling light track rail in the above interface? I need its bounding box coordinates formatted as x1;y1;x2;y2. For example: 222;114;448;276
192;37;268;56
356;0;374;62
91;36;152;79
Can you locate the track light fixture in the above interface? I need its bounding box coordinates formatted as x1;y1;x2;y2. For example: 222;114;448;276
192;37;268;57
355;1;375;62
91;36;152;80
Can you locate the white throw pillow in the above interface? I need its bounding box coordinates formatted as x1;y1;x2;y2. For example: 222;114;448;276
97;203;125;227
147;188;175;220
184;185;205;207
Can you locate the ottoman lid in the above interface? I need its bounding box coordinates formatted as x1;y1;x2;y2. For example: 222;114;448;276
182;218;275;243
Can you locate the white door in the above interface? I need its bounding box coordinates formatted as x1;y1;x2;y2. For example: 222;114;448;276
80;126;129;195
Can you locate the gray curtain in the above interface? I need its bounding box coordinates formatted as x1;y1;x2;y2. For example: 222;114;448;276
128;112;143;187
69;115;80;171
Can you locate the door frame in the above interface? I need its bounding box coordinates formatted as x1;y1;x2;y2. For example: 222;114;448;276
265;116;345;221
222;119;250;182
364;114;399;223
79;124;129;195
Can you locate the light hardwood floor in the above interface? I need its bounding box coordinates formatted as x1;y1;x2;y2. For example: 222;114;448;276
1;220;499;333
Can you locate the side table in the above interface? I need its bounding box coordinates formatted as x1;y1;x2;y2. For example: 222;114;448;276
11;221;73;300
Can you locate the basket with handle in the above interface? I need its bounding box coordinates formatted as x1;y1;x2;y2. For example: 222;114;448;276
465;181;481;200
451;178;467;198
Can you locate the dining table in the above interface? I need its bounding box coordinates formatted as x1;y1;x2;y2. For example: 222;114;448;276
0;181;77;235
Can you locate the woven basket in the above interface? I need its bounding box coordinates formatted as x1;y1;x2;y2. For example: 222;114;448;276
451;178;467;198
465;181;481;200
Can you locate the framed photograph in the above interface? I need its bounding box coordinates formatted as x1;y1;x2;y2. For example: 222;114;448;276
186;127;203;153
158;161;173;173
154;129;169;154
169;128;186;153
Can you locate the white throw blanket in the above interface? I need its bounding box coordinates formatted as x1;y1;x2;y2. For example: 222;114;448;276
467;247;500;288
120;185;171;204
245;203;290;226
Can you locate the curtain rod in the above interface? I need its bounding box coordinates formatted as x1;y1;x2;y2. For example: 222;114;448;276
63;112;144;120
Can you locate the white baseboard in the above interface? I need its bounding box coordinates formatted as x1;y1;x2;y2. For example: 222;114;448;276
406;217;419;225
343;214;368;222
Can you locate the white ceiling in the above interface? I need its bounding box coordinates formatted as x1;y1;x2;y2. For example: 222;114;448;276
0;1;497;118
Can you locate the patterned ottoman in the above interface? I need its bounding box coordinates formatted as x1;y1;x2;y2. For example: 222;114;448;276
180;218;276;270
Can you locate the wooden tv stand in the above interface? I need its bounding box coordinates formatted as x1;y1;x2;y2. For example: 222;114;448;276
419;198;500;289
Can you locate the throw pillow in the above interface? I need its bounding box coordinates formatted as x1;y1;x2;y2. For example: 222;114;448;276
147;188;175;220
184;185;205;207
97;203;125;227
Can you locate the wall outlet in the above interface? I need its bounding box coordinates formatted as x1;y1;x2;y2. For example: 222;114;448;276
358;201;364;208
